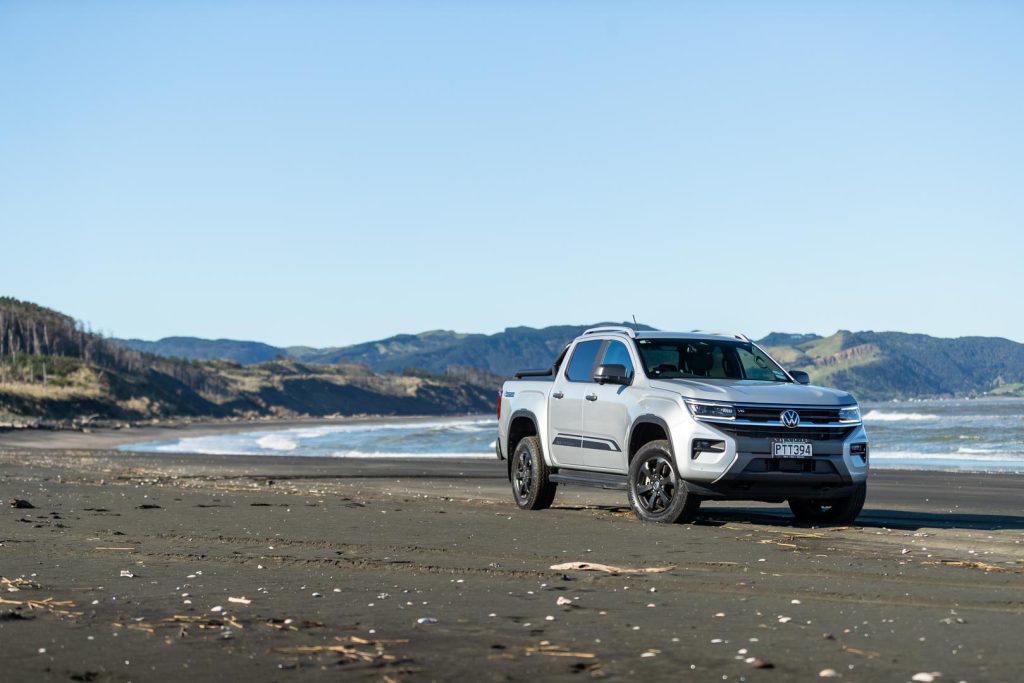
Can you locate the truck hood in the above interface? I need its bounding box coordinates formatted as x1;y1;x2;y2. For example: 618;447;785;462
647;379;856;405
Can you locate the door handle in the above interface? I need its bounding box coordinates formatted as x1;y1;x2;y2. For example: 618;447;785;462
585;394;598;401
552;391;564;399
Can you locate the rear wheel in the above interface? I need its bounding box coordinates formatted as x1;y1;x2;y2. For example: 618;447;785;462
511;436;557;510
628;440;700;523
789;482;866;524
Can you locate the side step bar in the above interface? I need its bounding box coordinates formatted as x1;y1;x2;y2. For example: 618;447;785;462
550;470;628;491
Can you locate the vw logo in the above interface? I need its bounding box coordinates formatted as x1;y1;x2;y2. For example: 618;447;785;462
780;409;801;428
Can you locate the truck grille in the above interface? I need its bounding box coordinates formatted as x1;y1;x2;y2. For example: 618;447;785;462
734;404;844;425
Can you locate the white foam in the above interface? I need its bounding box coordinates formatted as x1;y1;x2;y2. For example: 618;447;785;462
871;450;1021;463
261;418;497;440
328;451;496;460
256;434;298;451
863;410;940;422
956;446;1021;456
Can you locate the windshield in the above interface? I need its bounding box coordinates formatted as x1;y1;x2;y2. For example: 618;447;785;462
634;338;791;383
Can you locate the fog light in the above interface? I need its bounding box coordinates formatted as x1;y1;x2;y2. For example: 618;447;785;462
692;439;726;459
850;442;868;462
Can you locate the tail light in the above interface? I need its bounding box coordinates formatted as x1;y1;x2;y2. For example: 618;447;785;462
496;390;502;419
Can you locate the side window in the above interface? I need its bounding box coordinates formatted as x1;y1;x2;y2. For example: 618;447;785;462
565;340;603;382
600;340;634;379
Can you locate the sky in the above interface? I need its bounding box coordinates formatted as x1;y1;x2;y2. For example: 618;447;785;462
1;1;1022;347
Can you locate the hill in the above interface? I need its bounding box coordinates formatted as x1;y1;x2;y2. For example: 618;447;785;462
758;330;1024;400
108;316;1024;401
0;298;493;425
117;337;284;365
119;323;654;376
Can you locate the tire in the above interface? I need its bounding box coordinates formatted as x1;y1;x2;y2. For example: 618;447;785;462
627;440;701;524
788;482;866;525
510;436;557;510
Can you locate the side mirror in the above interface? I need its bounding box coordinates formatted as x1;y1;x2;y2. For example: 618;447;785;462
790;370;810;385
593;364;630;385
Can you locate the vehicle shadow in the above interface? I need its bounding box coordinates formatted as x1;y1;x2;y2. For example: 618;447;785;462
698;506;1024;531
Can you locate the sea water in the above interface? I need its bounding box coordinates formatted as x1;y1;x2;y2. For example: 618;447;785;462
120;398;1024;473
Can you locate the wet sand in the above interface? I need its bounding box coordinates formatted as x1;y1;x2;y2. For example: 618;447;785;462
0;425;1022;682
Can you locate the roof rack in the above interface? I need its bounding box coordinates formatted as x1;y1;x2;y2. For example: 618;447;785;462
693;330;751;342
582;326;636;338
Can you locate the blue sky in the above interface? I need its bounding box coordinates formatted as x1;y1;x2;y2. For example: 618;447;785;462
1;1;1021;347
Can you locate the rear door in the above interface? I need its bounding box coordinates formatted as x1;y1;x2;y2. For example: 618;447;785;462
547;339;602;467
579;339;635;472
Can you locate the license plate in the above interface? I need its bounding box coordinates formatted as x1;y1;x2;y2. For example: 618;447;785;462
772;441;813;458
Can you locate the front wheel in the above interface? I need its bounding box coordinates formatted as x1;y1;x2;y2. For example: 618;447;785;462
511;436;557;510
628;440;701;523
789;482;866;525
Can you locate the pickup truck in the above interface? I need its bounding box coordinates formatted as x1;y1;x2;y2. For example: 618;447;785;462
496;327;869;524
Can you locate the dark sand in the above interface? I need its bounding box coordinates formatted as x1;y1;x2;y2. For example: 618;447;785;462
1;423;1022;682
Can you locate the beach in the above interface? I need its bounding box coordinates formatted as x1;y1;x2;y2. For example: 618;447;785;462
1;422;1022;682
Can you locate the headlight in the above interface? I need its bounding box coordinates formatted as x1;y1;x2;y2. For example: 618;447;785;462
685;400;736;420
838;405;861;423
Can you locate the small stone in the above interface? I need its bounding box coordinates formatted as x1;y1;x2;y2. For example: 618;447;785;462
11;499;34;509
556;597;572;606
119;570;135;578
417;617;438;625
911;674;938;683
819;669;838;678
746;657;774;669
778;616;792;624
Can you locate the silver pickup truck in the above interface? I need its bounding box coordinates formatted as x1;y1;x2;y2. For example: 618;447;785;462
496;327;869;524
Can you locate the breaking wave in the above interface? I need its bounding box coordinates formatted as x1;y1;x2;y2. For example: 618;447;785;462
863;410;940;422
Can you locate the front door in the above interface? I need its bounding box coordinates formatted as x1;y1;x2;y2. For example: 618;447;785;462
579;339;634;472
548;339;603;467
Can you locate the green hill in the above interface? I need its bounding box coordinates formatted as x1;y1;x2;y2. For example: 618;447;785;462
106;312;1024;402
758;330;1024;400
0;298;493;425
120;323;654;376
118;337;284;365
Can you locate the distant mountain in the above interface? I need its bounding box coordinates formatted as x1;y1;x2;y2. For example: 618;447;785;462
758;330;1024;400
104;317;1024;401
289;324;655;376
0;298;494;425
757;332;823;347
117;336;285;365
113;323;655;376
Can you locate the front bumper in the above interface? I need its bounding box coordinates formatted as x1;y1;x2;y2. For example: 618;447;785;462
686;452;857;501
676;418;869;501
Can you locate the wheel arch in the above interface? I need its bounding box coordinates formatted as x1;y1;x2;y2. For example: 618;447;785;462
627;415;675;465
507;409;540;480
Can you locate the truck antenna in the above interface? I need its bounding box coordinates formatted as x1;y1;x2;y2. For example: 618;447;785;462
631;315;639;332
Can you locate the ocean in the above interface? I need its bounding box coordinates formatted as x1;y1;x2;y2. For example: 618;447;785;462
119;398;1024;474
